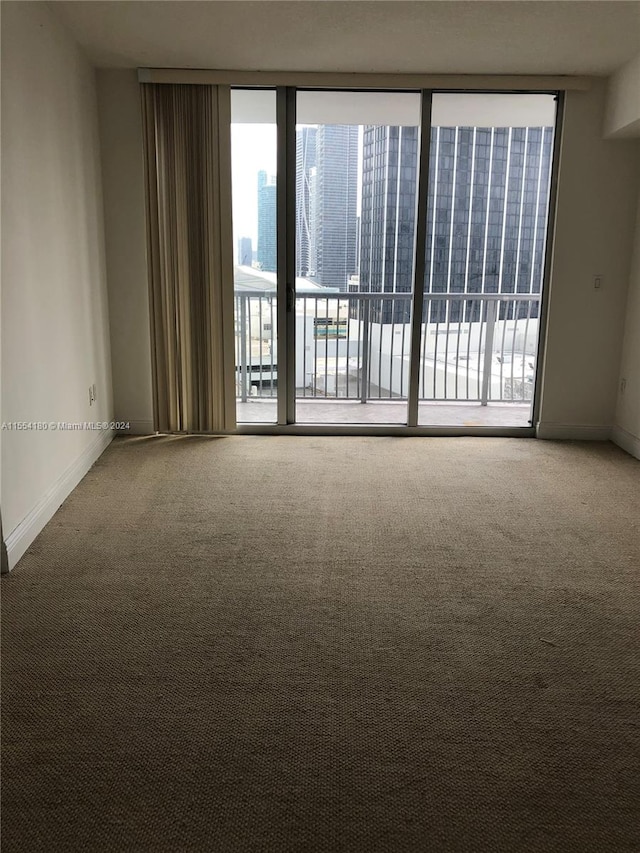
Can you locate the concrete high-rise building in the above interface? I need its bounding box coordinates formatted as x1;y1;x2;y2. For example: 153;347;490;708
257;170;277;272
296;127;317;277
359;124;554;322
295;125;359;291
359;125;419;321
237;236;253;266
312;125;359;291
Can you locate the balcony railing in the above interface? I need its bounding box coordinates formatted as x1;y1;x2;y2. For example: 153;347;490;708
234;291;541;405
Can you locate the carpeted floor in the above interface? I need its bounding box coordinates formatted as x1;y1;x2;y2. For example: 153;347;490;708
2;436;639;852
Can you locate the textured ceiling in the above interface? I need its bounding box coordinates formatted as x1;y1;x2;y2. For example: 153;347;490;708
51;1;640;76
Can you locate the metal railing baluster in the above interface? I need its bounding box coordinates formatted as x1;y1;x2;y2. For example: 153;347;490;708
345;300;351;398
258;296;264;397
476;304;483;400
454;307;461;400
509;301;519;402
378;300;384;399
300;296;306;397
400;303;407;397
314;296;319;397
481;299;498;406
433;307;440;399
240;294;248;403
499;301;509;402
522;299;532;399
355;299;362;400
444;301;450;399
270;296;276;397
420;301;428;401
235;295;241;397
466;301;473;400
360;299;370;403
325;298;330;397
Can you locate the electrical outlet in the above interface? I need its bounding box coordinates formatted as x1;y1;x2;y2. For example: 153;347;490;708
620;377;626;395
594;275;603;290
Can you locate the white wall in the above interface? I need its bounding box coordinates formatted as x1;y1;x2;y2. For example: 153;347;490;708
613;189;640;458
604;53;640;139
607;55;640;460
1;2;113;567
537;81;640;439
96;70;153;433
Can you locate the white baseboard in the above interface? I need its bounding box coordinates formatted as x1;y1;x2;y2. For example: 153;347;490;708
611;425;640;460
4;429;114;572
535;422;612;441
117;419;155;436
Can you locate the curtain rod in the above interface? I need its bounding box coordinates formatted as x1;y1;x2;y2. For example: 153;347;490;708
138;68;591;92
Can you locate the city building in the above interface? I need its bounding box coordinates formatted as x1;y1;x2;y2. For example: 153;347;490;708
296;126;317;277
358;125;420;321
296;124;359;290
358;123;553;322
257;170;277;272
237;236;253;266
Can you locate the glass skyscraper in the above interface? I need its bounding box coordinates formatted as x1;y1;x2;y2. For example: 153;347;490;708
358;124;554;322
359;125;419;320
257;170;277;272
237;236;253;266
296;125;359;290
296;127;317;278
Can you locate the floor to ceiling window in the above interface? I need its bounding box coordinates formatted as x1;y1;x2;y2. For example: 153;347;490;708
417;94;556;427
231;87;558;431
293;91;421;425
231;89;278;425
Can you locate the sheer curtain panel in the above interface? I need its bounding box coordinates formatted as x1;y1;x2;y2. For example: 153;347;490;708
141;84;235;433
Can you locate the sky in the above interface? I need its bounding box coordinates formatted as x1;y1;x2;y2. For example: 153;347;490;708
231;123;364;255
230;91;555;254
231;124;277;252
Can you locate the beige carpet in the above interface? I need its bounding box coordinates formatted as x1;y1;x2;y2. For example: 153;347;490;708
2;436;639;852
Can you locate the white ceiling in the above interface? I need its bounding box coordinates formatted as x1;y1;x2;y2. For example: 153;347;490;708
51;0;640;76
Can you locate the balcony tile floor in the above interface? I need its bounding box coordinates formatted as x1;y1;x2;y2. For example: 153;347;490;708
236;400;532;427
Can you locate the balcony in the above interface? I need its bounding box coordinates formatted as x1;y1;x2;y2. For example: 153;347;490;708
235;291;540;427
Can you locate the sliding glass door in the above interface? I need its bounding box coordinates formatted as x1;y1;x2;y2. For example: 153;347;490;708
230;87;557;431
230;89;278;424
294;91;421;425
417;94;556;428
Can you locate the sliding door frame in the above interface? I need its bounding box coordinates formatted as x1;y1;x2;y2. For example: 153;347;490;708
276;88;297;425
231;83;565;437
531;90;565;430
406;90;433;427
